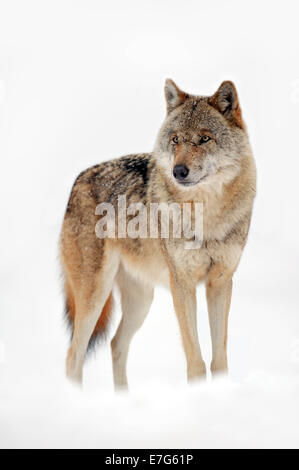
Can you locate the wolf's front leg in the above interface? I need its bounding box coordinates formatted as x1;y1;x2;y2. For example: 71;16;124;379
206;267;233;376
170;273;206;381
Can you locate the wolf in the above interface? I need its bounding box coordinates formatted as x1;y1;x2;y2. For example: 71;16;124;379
60;79;256;388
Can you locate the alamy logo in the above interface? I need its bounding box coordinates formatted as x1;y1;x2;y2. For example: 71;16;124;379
95;195;203;249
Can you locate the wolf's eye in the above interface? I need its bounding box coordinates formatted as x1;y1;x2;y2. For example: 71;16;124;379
172;136;179;144
200;135;211;144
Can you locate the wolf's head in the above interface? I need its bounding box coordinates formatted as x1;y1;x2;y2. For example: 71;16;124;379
154;79;251;189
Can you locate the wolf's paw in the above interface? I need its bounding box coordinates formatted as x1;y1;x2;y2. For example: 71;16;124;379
210;359;228;377
187;360;207;382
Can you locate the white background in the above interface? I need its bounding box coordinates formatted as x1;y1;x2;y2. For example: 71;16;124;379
0;0;299;448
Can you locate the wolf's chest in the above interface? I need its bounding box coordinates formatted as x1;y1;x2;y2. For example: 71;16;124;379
165;238;212;282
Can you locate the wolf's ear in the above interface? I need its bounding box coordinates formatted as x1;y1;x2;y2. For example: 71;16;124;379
209;81;244;128
165;79;188;113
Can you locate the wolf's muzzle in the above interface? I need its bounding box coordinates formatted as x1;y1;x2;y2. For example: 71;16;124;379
173;164;189;181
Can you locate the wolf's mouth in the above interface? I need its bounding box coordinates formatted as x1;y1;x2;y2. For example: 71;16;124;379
177;174;208;186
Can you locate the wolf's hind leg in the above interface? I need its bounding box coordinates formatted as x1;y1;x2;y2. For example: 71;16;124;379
65;248;119;385
111;266;154;390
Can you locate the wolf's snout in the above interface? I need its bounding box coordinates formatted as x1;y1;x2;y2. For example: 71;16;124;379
173;164;189;181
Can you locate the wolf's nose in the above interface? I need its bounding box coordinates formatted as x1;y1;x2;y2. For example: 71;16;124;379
173;165;189;180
